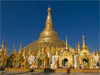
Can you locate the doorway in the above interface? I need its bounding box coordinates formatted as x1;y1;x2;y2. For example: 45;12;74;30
62;58;68;66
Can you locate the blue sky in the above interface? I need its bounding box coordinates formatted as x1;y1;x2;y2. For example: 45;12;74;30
1;1;99;55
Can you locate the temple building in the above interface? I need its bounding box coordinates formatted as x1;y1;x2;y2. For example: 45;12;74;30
25;6;99;69
0;6;100;70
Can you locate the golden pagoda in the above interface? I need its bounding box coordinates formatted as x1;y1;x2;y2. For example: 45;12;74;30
24;6;74;56
1;6;100;72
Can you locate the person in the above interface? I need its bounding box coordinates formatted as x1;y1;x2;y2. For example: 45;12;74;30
79;64;81;69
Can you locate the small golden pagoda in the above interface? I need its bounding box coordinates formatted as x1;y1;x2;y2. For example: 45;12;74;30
76;35;93;69
7;45;17;68
0;41;8;69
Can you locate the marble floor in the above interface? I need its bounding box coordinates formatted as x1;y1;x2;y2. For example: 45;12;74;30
0;71;100;75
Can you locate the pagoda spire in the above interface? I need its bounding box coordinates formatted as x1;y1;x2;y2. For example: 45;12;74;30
81;35;87;49
66;37;68;49
78;42;80;49
1;40;4;51
38;5;60;42
96;50;98;56
18;43;22;54
77;41;80;53
92;49;95;55
76;44;77;50
4;45;7;56
12;44;16;54
45;5;53;26
99;48;100;56
82;35;85;48
75;44;79;54
23;48;26;58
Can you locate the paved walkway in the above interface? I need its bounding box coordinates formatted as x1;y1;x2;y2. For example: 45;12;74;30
0;71;100;75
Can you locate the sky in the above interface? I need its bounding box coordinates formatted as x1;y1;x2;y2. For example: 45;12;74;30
1;1;99;55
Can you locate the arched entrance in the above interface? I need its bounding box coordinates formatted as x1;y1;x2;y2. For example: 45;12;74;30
83;59;89;65
97;62;99;66
82;58;89;69
6;60;10;68
38;59;42;67
62;58;68;67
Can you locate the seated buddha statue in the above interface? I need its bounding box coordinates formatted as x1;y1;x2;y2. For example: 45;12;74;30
83;61;88;69
65;62;69;68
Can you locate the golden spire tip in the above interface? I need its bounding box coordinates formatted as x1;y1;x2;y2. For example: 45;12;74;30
13;44;15;49
48;4;51;11
82;35;85;42
66;36;67;39
78;41;79;44
49;4;50;8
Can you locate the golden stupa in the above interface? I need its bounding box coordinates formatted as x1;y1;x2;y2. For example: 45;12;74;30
24;6;74;55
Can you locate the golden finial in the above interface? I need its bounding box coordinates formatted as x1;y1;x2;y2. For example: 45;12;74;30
82;35;86;49
49;4;50;8
48;4;51;12
12;44;16;54
76;44;77;50
66;37;68;49
99;48;100;56
19;43;22;54
66;37;67;40
1;40;4;51
4;45;7;56
82;35;84;40
45;5;52;25
4;50;7;56
93;49;95;55
76;44;79;53
13;44;15;50
78;41;80;50
5;45;8;51
96;50;98;56
23;48;26;58
2;38;4;44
